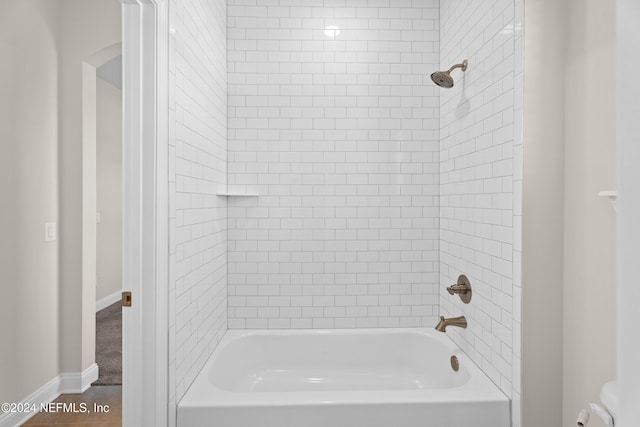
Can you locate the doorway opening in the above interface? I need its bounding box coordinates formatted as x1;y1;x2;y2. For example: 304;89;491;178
93;52;124;388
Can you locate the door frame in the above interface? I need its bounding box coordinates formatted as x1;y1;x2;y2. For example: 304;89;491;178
121;0;168;426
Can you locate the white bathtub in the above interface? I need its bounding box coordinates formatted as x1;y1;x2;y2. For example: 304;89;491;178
177;329;510;427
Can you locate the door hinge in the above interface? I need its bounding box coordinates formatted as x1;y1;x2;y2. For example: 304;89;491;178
122;291;132;307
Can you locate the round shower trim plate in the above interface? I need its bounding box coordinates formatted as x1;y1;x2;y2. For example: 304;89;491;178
457;274;472;304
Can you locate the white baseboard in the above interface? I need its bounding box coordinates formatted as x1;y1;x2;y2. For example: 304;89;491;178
96;290;122;312
0;375;60;427
0;364;100;427
60;363;99;394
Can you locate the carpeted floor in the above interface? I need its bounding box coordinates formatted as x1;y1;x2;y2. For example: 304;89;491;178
93;302;122;386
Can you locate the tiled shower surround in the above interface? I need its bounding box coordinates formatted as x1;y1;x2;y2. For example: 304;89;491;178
167;0;523;418
227;0;442;329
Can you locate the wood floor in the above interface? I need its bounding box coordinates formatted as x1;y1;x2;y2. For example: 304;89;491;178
22;386;121;426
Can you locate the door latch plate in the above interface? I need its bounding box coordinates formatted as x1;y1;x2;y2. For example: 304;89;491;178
122;291;132;307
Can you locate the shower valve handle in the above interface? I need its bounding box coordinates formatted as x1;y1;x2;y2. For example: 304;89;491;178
446;284;469;295
445;275;473;304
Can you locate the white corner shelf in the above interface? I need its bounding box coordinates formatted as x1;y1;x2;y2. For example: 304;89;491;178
598;190;617;212
216;192;259;197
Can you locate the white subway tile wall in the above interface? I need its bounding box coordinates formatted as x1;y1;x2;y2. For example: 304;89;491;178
438;0;520;403
227;0;441;329
168;0;228;420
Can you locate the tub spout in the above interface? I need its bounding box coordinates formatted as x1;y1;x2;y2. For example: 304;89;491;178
435;315;467;332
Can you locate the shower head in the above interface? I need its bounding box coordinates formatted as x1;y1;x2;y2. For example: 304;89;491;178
430;59;468;88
